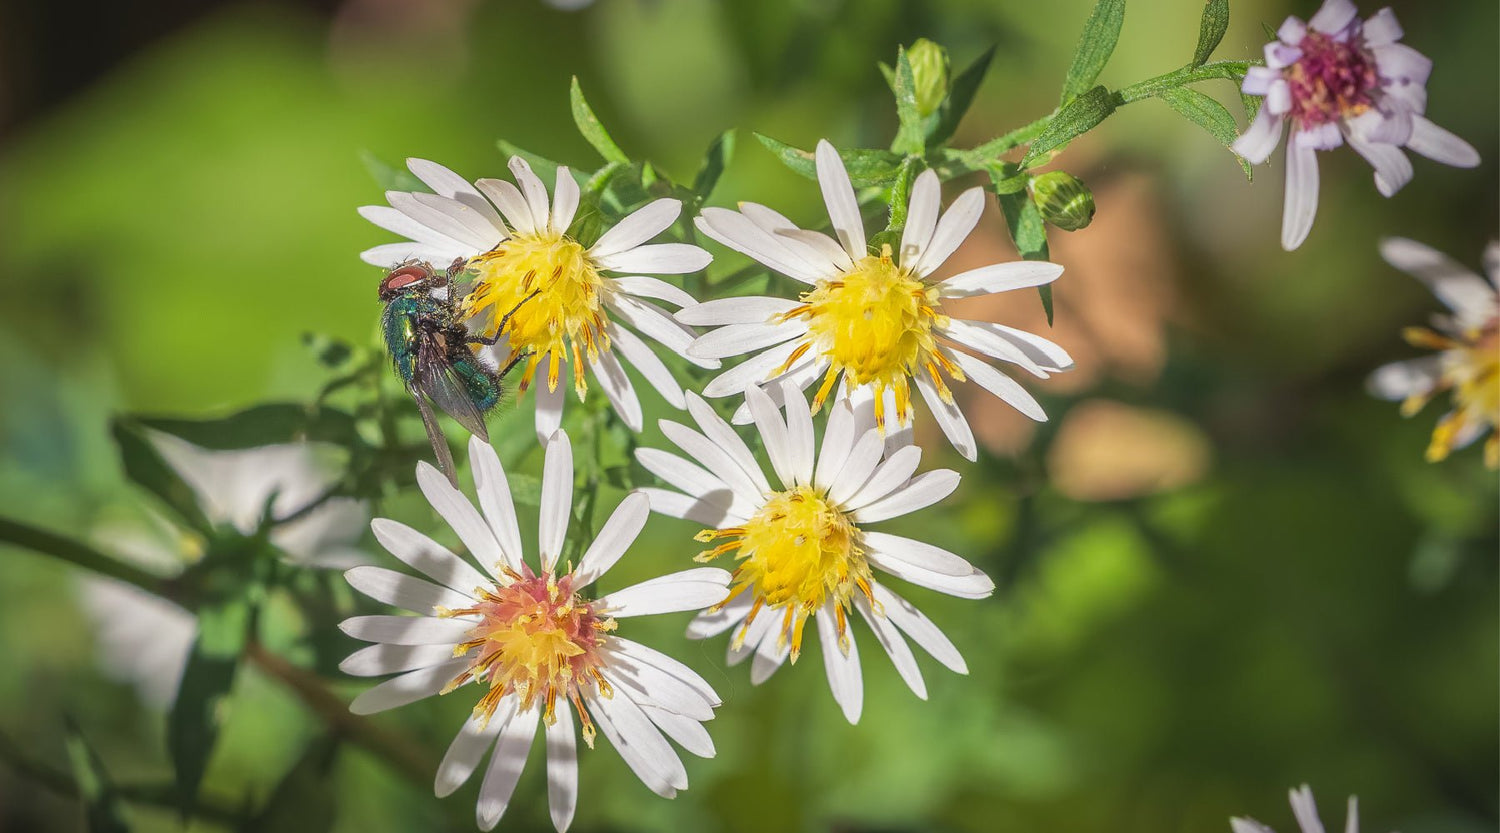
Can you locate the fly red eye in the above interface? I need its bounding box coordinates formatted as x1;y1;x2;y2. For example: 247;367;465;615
380;265;430;297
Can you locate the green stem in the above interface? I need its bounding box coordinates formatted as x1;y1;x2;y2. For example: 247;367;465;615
960;114;1056;165
1117;59;1254;103
0;517;170;597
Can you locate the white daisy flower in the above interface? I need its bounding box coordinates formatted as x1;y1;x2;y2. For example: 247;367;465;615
79;435;371;707
340;434;730;831
360;157;719;440
1231;0;1481;250
1368;238;1499;468
680;139;1070;461
1231;784;1380;833
633;379;991;724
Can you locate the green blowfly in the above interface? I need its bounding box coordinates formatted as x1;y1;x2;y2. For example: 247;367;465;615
379;260;529;484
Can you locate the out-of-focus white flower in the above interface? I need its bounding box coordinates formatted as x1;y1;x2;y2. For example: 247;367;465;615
681;139;1070;461
1231;784;1382;833
359;158;718;440
634;380;987;724
1368;238;1499;467
78;435;371;707
341;435;729;831
1232;0;1480;250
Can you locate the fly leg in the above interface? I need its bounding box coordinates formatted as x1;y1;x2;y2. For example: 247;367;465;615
466;289;542;347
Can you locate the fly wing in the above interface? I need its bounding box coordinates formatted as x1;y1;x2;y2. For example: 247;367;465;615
413;393;458;486
414;333;491;443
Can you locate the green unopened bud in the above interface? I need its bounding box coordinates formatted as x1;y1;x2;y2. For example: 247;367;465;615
907;39;950;118
1029;171;1095;232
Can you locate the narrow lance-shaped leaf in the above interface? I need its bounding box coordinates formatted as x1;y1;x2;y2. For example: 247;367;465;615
755;134;905;188
112;419;214;536
169;595;254;814
929;45;995;148
1061;0;1127;104
891;47;925;155
1158;87;1253;179
358;150;424;193
1192;0;1231;67
693;129;736;201
1022;85;1120;168
991;168;1055;325
64;718;132;833
569;77;630;165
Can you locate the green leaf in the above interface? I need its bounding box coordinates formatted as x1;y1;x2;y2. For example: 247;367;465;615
496;142;589;190
1192;0;1231;67
992;168;1055;325
692;129;736;201
929;45;995;148
169;596;253;814
755;134;905;187
301;333;355;371
569;78;630;165
112;418;215;535
240;737;339;833
882;156;923;238
1061;0;1127;104
64;718;132;833
139;404;362;451
891;47;925;155
357;151;424;193
1158;87;1253;179
877;61;896;91
1022;85;1119;168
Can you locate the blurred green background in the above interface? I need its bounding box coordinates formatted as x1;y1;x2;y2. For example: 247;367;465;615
0;0;1495;831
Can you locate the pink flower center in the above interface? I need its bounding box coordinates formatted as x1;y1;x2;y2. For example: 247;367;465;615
1287;31;1379;126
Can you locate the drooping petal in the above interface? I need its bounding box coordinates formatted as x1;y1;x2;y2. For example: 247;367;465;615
435;707;509;798
872;582;967;673
475;706;539;831
1281;138;1321;251
915;372;977;461
611;323;688;409
948;350;1047;422
590;346;644;432
545;698;579;833
854;595;926;699
817;601;863;724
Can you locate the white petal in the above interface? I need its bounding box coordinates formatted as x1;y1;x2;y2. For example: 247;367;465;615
551;166;580;235
413;192;503;251
864;531;978;577
436;709;508;798
779;379;816;487
606;637;722;706
826;429;885;506
592;199;683;259
1380;237;1497;322
913;187;985;276
686;393;771;494
695;208;826;284
533;374;566;444
340;642;456;677
340;614;475;646
597;568;732;617
1281;139;1321;251
538;430;574;572
728;607;780;667
575;491;650;586
968;321;1074;370
1406;116;1481;168
842;444;921;510
588;691;687;794
406;158;505;229
1346;132;1413;197
1309;0;1356;34
640;704;715;758
739;201;848;277
853;469;961;524
468;438;526;573
509;157;552;235
868;550;995;599
939;261;1064;299
1368;357;1442;402
611;324;687;408
1231;109;1286;165
1289;785;1327;833
387;191;492;252
590;345;644;432
608;295;712;365
872;582;967;673
597;243;712;275
854;594;926;699
700;339;809;398
916;372;976;461
349;658;469;714
638;487;742;527
635;448;749;518
371;518;491;596
750;623;791;684
676;296;800;326
610;275;698;309
812;400;859;492
746;384;796;487
603;660;714;722
343;566;471;615
416;462;506;579
899;169;942;271
1363;8;1402;44
941;320;1054;378
949;350;1047;422
476;177;537;235
360;242;469;269
688;320;806;361
659;421;764;505
815;140;868;259
475;706;539;831
686;592;753;640
359;204;467;250
1231;819;1277;833
545;698;578;833
816;602;863;724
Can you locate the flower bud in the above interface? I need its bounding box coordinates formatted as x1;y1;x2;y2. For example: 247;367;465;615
907;39;950;117
1029;171;1095;232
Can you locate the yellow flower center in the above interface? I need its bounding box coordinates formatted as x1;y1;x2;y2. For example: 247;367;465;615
439;568;614;742
776;244;958;427
1403;316;1500;468
463;231;609;399
694;486;874;661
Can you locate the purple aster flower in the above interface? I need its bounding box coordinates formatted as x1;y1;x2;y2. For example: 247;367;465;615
1231;0;1481;250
